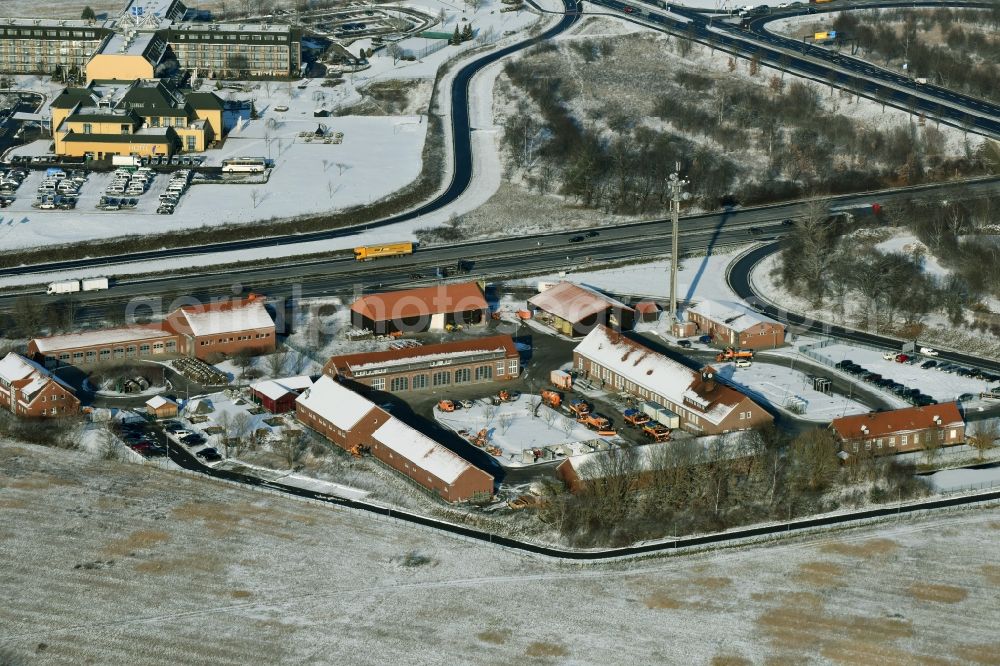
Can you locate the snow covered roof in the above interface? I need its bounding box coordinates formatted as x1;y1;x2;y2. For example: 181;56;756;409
145;395;176;409
174;295;274;338
574;326;749;426
251;376;313;401
350;282;488;322
326;335;518;376
0;352;73;396
831;403;964;440
528;282;634;325
295;375;380;431
372;417;475;485
686;299;779;333
31;324;172;354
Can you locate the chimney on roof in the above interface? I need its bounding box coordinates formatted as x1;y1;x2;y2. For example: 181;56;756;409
933;415;942;425
860;425;869;434
701;368;716;391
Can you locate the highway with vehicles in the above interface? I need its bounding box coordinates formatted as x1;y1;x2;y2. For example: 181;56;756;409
591;0;1000;137
4;177;998;316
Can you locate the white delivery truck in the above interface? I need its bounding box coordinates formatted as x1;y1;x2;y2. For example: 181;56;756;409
81;277;110;292
112;155;141;167
47;280;81;295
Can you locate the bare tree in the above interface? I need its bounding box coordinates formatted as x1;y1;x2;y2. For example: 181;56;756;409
266;347;289;377
250;188;263;209
335;162;347;176
232;349;256;380
275;429;307;467
968;420;998;461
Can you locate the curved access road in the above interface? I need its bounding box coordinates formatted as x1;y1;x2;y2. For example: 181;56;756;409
0;1;581;278
727;242;1000;374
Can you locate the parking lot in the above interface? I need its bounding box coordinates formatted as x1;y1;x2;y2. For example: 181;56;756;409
2;167;189;217
817;343;999;406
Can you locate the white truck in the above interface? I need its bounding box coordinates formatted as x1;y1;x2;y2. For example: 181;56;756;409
112;155;141;167
82;277;110;292
46;277;110;295
46;280;81;295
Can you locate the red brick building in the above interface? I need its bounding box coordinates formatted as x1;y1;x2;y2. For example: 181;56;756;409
164;294;276;359
28;294;275;367
686;299;785;350
831;402;965;457
295;375;493;501
0;352;80;418
249;376;313;413
324;335;520;392
573;326;773;435
350;282;489;335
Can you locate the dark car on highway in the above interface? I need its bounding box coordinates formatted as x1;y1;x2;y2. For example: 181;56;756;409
569;235;585;243
677;339;692;348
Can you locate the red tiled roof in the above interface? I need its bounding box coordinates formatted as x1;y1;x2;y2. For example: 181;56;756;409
350;282;488;322
831;402;964;440
635;301;661;314
325;335;518;375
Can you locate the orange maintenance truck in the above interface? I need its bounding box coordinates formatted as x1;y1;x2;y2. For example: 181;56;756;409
353;242;414;261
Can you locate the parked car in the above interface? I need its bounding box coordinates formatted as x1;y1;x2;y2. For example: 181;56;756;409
920;360;937;369
920;347;939;356
735;358;752;368
677;339;692;348
895;353;910;363
882;352;896;361
197;448;222;462
958;393;975;401
698;335;712;344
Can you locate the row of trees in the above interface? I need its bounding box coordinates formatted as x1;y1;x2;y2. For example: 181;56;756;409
538;426;929;547
500;40;996;215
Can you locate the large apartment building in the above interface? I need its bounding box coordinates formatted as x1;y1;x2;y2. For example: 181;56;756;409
0;0;301;80
0;19;112;76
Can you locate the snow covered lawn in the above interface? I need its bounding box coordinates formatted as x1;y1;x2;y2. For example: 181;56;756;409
714;359;870;420
926;465;1000;493
434;396;624;467
813;343;993;403
512;246;750;302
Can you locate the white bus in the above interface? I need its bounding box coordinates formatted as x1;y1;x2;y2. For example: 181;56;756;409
221;157;266;174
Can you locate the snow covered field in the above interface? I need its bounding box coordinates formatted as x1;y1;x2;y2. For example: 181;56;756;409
512;246;749;302
926;464;1000;493
434;397;624;467
715;359;870;420
813;343;993;403
3;440;1000;664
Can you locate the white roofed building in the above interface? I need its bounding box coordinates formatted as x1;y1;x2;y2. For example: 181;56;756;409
164;294;276;360
686;299;785;350
573;326;772;435
28;294;275;368
0;352;80;418
295;375;493;502
250;376;313;413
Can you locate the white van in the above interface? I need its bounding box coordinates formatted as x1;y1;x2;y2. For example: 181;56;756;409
106;186;126;195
